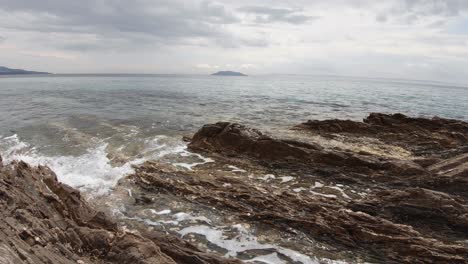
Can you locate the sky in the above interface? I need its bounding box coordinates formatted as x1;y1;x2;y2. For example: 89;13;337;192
1;0;468;83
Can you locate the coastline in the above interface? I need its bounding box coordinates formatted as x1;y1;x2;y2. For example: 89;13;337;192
1;113;467;263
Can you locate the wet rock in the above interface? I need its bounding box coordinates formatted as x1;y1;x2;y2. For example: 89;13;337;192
428;152;468;178
134;194;153;205
296;118;373;134
424;153;468;197
297;113;468;158
177;114;468;263
0;160;239;263
4;113;465;263
131;162;468;263
190;122;322;162
190;122;418;174
350;188;468;240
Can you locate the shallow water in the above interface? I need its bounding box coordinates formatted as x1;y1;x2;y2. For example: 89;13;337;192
0;74;467;263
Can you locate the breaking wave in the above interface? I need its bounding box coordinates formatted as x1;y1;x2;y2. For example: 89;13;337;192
0;133;190;196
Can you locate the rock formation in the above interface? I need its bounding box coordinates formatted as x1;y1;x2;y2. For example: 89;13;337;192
0;155;238;264
2;113;467;263
125;113;467;263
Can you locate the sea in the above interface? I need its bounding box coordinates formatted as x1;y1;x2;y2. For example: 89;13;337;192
0;74;467;263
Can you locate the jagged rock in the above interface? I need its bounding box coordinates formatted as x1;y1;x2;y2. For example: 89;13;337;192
3;113;467;263
189;122;428;182
177;114;468;263
350;188;468;240
190;122;322;161
131;162;468;263
297;113;468;158
0;159;239;263
428;153;468;177
424;153;468;197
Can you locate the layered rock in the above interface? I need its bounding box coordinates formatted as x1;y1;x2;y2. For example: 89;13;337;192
171;114;468;263
131;161;468;263
193;123;404;168
297;113;468;158
350;188;468;240
3;112;467;263
0;155;238;264
189;122;429;185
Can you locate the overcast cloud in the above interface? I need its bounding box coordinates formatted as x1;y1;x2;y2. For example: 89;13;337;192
1;0;468;83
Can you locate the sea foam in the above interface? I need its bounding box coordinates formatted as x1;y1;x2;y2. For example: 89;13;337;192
0;133;188;196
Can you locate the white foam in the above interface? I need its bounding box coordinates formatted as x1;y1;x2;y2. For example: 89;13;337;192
147;209;171;215
279;176;294;183
0;134;191;197
259;174;276;181
227;165;246;173
172;152;214;170
314;182;324;188
293;187;307;193
1;140;134;196
329;186;351;199
173;212;212;224
128;211;213;226
178;224;319;263
310;190;337;199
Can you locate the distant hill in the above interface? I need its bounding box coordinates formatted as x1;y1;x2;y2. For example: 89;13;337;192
211;71;247;76
0;66;50;75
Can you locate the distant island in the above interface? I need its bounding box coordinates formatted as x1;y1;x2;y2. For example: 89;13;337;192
211;71;247;76
0;66;50;75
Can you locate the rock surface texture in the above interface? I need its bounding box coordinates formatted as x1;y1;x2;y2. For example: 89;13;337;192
0;156;239;264
129;113;468;263
1;113;468;264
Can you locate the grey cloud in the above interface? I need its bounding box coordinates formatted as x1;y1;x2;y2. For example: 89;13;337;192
381;0;468;24
376;14;388;23
0;1;235;36
238;6;318;24
0;0;245;50
401;0;462;16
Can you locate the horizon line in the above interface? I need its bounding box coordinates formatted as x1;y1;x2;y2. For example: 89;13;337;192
3;72;467;88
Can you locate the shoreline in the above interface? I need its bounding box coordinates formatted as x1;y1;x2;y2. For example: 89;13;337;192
1;112;467;263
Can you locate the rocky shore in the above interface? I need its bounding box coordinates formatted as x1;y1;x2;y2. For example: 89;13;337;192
1;113;467;263
0;157;241;263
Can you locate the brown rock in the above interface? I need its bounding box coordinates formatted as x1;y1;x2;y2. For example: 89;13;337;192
0;160;238;263
190;122;322;162
350;188;468;240
297;113;468;158
131;162;468;263
424;153;468;197
180;115;468;262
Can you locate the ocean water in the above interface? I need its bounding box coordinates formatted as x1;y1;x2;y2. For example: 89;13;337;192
0;74;467;194
1;74;467;263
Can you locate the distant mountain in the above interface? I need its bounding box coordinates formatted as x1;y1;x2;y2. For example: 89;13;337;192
0;66;50;75
211;71;247;76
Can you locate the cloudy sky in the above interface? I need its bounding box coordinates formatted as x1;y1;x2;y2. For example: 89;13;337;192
1;0;468;83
